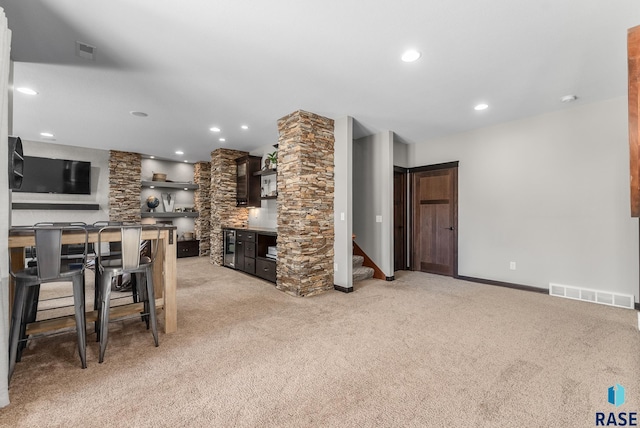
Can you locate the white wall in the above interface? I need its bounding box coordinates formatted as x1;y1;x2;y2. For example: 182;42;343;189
141;158;196;237
11;140;109;226
0;7;11;407
409;96;639;301
333;116;353;289
353;131;394;277
393;137;409;168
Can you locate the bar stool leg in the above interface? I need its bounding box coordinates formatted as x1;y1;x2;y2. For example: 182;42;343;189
98;272;113;363
8;281;28;383
72;275;87;369
145;266;159;347
17;285;40;362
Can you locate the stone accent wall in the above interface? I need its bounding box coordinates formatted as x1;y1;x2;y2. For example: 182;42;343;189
109;150;141;222
210;148;249;265
276;110;335;297
194;161;212;256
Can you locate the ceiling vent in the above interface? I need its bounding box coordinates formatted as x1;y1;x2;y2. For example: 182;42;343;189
75;41;96;61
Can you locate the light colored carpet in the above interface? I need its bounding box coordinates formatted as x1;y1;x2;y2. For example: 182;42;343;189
1;257;639;427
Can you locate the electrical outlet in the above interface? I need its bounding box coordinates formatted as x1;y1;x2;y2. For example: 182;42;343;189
509;261;516;270
340;212;345;221
376;215;382;223
334;263;338;271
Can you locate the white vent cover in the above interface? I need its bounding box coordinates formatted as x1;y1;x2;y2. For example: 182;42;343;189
549;282;635;310
75;41;96;61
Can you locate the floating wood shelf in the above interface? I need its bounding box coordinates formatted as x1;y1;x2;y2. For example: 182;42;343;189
141;212;199;218
141;181;198;190
253;169;277;176
12;203;100;210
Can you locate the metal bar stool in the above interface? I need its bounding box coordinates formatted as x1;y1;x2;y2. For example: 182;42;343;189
8;224;89;382
95;225;159;363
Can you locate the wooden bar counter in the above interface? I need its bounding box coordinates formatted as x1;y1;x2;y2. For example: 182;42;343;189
8;225;178;334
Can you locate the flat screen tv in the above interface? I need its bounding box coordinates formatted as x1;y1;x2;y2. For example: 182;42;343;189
15;156;91;195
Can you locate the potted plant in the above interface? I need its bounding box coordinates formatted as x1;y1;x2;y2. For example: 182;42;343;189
267;151;277;170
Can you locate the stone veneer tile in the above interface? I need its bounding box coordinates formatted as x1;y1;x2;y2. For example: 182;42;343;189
210;148;249;265
276;110;335;297
194;161;212;256
109;150;141;222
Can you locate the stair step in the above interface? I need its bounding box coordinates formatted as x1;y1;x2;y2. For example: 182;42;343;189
353;266;374;282
352;255;364;268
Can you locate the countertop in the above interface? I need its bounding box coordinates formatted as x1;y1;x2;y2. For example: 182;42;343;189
223;226;277;235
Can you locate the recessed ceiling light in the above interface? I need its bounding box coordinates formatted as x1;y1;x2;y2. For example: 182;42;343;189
16;87;38;95
175;150;184;155
210;127;221;132
241;125;249;130
130;111;148;117
150;185;155;189
183;160;188;163
474;103;489;111
561;95;578;103
150;156;155;159
401;49;421;63
219;138;226;142
40;132;54;137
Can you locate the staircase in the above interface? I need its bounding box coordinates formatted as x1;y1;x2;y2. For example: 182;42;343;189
353;255;375;282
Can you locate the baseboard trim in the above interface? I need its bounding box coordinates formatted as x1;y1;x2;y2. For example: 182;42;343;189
457;275;548;294
386;276;395;281
334;285;354;293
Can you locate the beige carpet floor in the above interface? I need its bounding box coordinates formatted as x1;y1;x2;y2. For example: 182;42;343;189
1;257;639;427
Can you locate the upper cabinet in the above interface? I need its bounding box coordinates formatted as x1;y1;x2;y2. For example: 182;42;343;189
236;155;261;207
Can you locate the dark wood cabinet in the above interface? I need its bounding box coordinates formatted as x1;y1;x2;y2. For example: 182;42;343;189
236;155;262;207
227;229;277;283
235;231;256;275
255;258;276;282
177;240;199;258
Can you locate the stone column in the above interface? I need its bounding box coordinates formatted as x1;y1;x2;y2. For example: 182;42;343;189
109;150;141;222
276;110;335;297
210;148;249;265
194;161;211;256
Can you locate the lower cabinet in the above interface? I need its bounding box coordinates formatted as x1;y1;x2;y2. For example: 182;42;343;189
229;229;276;283
255;258;276;282
177;240;199;258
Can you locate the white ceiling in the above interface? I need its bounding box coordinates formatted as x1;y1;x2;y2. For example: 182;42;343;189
2;0;639;163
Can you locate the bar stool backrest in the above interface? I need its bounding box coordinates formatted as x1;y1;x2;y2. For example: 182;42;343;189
121;227;142;271
31;225;88;281
34;228;63;281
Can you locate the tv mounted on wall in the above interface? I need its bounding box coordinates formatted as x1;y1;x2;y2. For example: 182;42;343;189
15;156;91;195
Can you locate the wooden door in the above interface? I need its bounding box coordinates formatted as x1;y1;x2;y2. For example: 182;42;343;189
411;164;458;276
393;168;406;271
629;25;640;216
